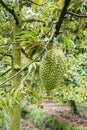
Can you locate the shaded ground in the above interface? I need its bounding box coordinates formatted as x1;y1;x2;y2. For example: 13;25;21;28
0;101;87;130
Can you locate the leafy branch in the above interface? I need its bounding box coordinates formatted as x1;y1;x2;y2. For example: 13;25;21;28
0;0;72;87
0;0;19;24
44;0;71;43
0;38;50;86
39;0;71;44
45;0;71;43
0;50;43;87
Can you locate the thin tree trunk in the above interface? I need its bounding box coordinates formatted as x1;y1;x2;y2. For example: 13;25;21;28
68;100;79;115
46;90;50;96
10;21;21;130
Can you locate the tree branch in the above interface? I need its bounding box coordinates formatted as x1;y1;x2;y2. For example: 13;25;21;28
0;45;8;48
55;0;71;36
67;12;87;18
0;23;61;87
21;48;28;58
41;21;54;38
0;0;19;24
0;52;12;58
0;68;12;77
28;0;49;6
0;50;43;87
22;18;45;23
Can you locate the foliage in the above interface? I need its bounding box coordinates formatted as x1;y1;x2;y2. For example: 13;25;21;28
52;52;87;103
0;0;87;128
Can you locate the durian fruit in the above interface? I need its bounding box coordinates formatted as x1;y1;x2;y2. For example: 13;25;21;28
39;48;67;90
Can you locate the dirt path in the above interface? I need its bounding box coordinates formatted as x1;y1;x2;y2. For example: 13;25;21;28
28;101;87;128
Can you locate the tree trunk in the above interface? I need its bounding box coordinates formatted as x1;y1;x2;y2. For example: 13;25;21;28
11;22;21;130
68;100;79;115
46;90;50;96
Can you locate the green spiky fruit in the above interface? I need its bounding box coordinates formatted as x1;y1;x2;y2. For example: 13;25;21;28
39;48;67;90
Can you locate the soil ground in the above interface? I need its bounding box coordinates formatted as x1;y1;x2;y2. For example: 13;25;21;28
28;101;87;129
0;101;87;130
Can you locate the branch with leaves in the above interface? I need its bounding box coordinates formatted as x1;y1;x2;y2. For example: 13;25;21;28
44;0;71;42
0;50;44;87
0;0;19;24
0;36;52;86
41;21;54;38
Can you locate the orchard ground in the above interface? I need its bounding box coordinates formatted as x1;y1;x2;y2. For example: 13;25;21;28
1;100;87;130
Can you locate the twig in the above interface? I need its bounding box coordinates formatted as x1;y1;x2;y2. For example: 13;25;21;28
0;68;12;77
21;48;28;58
43;23;56;48
67;12;87;18
0;45;8;48
0;0;19;24
41;21;54;38
0;52;12;58
23;18;45;23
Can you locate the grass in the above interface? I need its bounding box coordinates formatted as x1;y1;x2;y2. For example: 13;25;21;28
77;102;87;108
22;107;87;130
